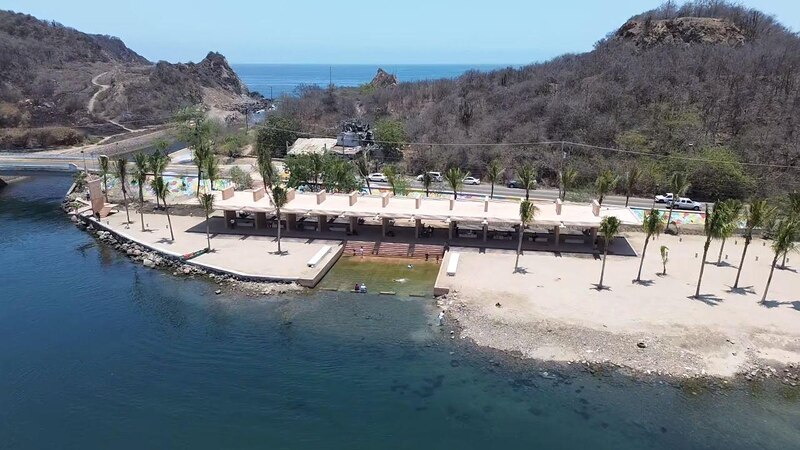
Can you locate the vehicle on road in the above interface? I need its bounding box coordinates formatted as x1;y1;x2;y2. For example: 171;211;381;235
671;197;702;211
416;171;443;182
507;179;536;189
367;173;388;183
463;176;481;185
655;193;674;203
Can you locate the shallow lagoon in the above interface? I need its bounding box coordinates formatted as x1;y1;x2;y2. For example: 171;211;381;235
1;176;798;449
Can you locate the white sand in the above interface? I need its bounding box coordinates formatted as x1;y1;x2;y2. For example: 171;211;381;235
437;233;800;378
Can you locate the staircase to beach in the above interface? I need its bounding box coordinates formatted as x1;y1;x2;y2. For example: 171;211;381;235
343;240;445;260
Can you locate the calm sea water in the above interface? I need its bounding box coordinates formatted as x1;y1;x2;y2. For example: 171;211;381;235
232;64;507;98
2;175;800;449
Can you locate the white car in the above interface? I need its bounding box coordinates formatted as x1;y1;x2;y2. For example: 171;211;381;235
416;171;443;182
672;197;702;211
655;193;674;203
367;173;388;183
463;176;481;185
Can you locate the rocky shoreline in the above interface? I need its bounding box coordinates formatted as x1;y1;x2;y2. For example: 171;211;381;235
436;291;800;388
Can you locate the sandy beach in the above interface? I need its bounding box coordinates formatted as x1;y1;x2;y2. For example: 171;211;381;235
437;232;800;379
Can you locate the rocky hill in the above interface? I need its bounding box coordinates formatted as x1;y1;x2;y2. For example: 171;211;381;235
282;1;800;199
0;10;252;149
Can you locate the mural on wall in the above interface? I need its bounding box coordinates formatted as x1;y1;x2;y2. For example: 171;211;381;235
105;175;232;198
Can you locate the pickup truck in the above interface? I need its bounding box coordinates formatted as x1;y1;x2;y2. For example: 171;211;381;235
654;193;674;204
672;197;702;211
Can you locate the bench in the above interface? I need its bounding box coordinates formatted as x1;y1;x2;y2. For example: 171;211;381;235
446;252;459;276
307;245;332;267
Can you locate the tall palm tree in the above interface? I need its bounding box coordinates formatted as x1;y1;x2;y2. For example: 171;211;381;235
694;204;728;298
560;167;578;201
192;142;211;196
204;155;220;191
514;199;537;272
761;218;798;303
779;192;800;268
594;169;619;206
114;157;131;226
444;167;466;200
151;177;174;241
486;159;503;199
665;172;691;233
636;209;664;282
597;216;621;290
309;153;324;191
257;145;277;190
98;155;110;203
272;185;288;254
354;154;371;194
148;149;168;209
733;199;774;289
716;199;743;265
622;166;641;207
421;171;433;197
517;165;537;200
133;152;148;231
383;165;406;196
199;192;214;250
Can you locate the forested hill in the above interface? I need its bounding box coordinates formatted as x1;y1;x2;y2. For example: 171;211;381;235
283;1;800;199
0;10;252;149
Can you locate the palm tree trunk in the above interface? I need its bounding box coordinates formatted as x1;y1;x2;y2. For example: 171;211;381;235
365;179;372;195
665;205;675;233
276;209;282;254
103;175;108;203
138;186;145;231
122;190;130;225
733;237;750;289
636;236;650;282
514;226;524;272
164;201;174;241
625;193;630;207
694;239;711;297
196;167;202;197
525;188;530;201
761;254;779;303
717;238;728;265
490;182;494;199
205;211;211;250
780;251;787;269
599;247;608;289
154;179;161;209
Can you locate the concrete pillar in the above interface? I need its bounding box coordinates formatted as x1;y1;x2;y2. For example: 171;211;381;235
318;215;328;233
382;217;390;236
553;225;560;247
350;216;358;233
223;210;236;229
448;221;455;240
589;227;598;249
287;213;297;230
255;212;267;229
415;219;422;238
483;223;488;242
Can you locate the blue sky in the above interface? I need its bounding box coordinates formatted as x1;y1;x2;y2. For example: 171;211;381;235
3;0;799;64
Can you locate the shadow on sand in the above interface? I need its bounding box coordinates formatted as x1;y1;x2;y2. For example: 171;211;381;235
688;294;723;306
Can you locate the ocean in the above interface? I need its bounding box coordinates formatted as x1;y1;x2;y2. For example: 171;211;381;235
1;175;799;449
232;64;508;98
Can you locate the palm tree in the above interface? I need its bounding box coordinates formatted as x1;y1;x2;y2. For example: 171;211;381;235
761;219;798;303
444;167;466;200
148;149;168;209
151;177;174;241
716;199;743;265
133;152;148;231
98;155;110;203
733;199;774;289
665;172;691;233
660;245;669;276
594;169;619;206
354;154;371;194
694;204;728;298
309;153;324;191
514;200;537;272
517;165;537;200
193;142;211;196
597;216;621;290
486;160;503;199
560;167;578;201
272;185;288;254
257;145;277;190
199;193;214;250
622;167;641;207
114;157;131;226
421;171;433;197
384;165;406;196
204;155;220;191
635;209;664;282
779;192;800;268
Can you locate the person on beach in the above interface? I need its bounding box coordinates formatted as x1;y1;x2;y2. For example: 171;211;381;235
358;246;364;257
437;311;445;326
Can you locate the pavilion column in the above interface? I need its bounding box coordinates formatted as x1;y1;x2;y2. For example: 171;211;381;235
483;223;488;242
223;210;236;229
382;217;390;236
350;216;358;233
552;225;561;248
255;212;267;229
589;227;598;249
287;213;297;230
415;219;422;238
448;221;455;240
318;215;328;233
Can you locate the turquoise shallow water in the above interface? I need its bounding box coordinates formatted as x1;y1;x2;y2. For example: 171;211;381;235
1;176;799;449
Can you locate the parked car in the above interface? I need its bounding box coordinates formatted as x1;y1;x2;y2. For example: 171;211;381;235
367;173;388;183
463;176;481;185
416;171;443;182
672;197;702;211
654;193;674;203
